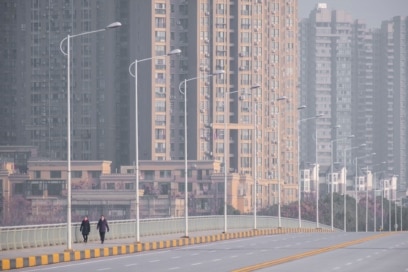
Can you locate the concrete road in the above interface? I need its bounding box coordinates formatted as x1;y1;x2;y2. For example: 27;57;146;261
12;232;405;272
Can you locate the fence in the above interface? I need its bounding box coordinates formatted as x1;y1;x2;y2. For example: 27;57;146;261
0;215;330;250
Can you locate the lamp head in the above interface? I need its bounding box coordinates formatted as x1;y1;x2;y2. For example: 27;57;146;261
297;105;307;110
277;96;287;101
212;70;225;75
106;22;122;29
168;49;182;55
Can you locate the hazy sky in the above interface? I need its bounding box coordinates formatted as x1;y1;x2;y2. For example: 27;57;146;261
299;0;408;27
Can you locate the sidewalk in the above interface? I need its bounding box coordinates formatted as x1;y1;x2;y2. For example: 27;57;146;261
0;227;327;270
0;228;257;271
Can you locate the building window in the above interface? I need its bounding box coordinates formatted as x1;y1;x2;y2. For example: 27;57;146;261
155;86;166;97
160;170;172;178
155;129;166;139
155;72;166;84
155;115;166;126
241;32;251;43
155;101;166;112
89;171;101;178
155;3;166;14
241;5;251;15
72;171;82;178
155;31;166;42
241;157;251;167
155;45;166;56
155;17;166;28
35;171;41;178
155;143;166;153
241;18;250;29
50;171;61;178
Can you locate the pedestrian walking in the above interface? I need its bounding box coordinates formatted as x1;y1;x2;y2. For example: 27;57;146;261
79;216;90;243
96;215;109;244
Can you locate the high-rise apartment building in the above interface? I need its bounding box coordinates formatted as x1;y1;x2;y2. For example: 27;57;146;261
300;4;368;173
300;4;408;193
125;0;300;206
351;20;374;169
167;0;300;206
0;0;125;170
373;16;408;191
1;1;300;207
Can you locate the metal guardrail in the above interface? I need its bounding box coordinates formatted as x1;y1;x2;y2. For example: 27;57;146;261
0;215;331;250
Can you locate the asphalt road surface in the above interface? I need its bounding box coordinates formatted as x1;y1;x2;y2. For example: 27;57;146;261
14;232;407;272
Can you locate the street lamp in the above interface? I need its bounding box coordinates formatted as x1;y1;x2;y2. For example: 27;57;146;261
314;116;323;229
354;152;376;232
329;128;352;231
276;96;287;228
251;96;286;229
372;163;386;232
400;197;403;231
222;84;260;233
342;143;366;232
179;70;224;238
129;48;181;243
297;112;323;228
296;105;307;228
59;21;121;251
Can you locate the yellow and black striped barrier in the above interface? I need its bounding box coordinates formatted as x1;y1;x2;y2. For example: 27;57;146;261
0;227;332;270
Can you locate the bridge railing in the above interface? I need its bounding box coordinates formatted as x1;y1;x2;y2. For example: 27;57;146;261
0;215;329;250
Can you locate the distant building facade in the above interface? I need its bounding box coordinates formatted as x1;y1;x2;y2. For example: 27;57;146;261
300;4;408;193
0;1;301;211
0;158;255;225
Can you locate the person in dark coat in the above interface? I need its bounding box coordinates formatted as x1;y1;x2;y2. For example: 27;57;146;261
96;215;109;244
80;216;90;243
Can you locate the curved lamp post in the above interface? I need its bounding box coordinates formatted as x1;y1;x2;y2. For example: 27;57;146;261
179;70;224;238
129;48;181;243
354;152;376;232
342;143;366;232
314;117;323;229
251;96;286;229
222;84;260;233
59;21;121;251
372;162;386;232
297;112;323;228
275;96;287;228
329;127;349;230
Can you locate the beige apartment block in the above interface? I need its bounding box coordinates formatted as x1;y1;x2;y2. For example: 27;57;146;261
1;158;255;224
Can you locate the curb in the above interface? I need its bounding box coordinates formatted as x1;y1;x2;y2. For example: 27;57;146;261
0;228;331;270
